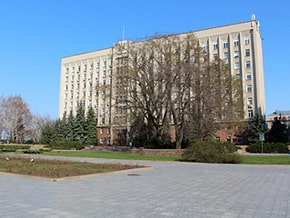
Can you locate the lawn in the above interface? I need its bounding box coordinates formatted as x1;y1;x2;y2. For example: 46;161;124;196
44;150;290;165
242;155;290;165
0;156;144;179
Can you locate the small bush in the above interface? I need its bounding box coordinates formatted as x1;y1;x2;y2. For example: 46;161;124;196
0;145;30;150
48;141;85;150
0;148;17;152
182;141;242;164
247;143;288;153
22;150;43;154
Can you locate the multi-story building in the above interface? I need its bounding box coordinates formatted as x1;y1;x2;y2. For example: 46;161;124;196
59;17;265;144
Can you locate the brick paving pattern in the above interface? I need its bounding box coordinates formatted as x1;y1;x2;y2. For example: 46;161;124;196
0;155;289;217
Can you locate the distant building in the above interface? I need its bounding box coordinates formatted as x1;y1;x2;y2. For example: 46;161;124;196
59;18;265;145
267;110;290;142
267;110;290;128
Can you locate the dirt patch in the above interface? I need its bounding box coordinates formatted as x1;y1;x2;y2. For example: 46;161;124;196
0;156;144;179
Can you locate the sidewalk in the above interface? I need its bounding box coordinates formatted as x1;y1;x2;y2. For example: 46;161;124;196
0;155;289;217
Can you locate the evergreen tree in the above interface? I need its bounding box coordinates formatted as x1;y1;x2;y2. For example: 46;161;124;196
248;114;267;144
86;106;97;145
267;116;288;143
74;102;86;144
67;110;75;141
40;124;54;144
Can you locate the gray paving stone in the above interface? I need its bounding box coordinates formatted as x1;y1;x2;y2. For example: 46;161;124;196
0;154;289;217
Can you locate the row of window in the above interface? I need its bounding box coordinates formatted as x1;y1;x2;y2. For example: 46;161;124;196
65;71;108;82
65;60;111;74
208;38;250;50
64;78;108;91
233;60;252;70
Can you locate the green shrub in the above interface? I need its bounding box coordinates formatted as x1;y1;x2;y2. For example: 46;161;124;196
247;143;288;153
0;148;17;152
48;141;85;150
22;150;43;154
0;145;30;150
182;141;242;163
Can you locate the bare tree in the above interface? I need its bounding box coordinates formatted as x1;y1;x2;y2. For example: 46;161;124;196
117;33;243;148
28;114;53;143
0;95;32;143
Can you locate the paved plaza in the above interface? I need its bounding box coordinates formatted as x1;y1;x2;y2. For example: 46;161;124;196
0;155;289;218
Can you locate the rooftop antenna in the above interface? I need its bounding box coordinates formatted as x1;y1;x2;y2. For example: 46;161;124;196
251;14;256;20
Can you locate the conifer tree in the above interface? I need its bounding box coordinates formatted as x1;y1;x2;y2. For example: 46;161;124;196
248;114;267;144
267;116;288;143
67;110;75;141
86;106;97;145
74;102;86;143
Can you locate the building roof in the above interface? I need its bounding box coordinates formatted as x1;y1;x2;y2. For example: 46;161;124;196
268;110;290;116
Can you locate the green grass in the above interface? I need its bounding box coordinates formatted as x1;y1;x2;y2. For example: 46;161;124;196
44;150;179;161
43;150;290;164
242;155;290;165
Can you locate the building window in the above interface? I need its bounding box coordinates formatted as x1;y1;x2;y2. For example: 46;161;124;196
223;52;229;59
234;51;239;58
82;91;86;97
247;97;253;107
103;60;107;67
247;84;252;93
83;65;87;72
213;54;218;60
245;38;250;45
213;42;218;50
103;70;106;78
248;110;254;118
235;74;241;79
234;62;240;69
102;80;106;85
202;44;208;51
245;49;251;57
246;61;251;68
246;72;252;80
233;40;239;47
96;62;100;68
65;76;68;82
223;41;228;48
66;68;69;73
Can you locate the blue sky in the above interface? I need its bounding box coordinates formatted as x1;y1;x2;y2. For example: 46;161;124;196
1;0;289;119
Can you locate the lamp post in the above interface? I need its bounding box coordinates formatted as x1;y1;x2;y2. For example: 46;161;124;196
259;133;265;153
